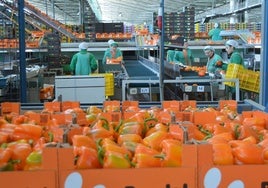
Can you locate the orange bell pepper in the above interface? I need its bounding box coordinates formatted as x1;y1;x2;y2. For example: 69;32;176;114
117;134;143;146
231;141;264;164
121;141;139;155
118;121;144;136
0;147;13;171
145;122;168;137
99;138;132;160
74;146;101;169
236;124;260;141
143;130;170;151
11;124;43;142
24;150;42;171
86;127;114;141
8;142;33;170
212;143;234;165
132;144;161;168
102;149;131;168
72;135;97;150
0;132;9;144
157;139;182;167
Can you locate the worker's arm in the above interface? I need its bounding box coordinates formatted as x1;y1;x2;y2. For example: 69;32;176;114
89;53;98;72
115;49;123;62
102;49;109;64
69;53;78;73
208;29;214;37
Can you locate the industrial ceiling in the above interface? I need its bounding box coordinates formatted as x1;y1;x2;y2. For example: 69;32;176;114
4;0;263;25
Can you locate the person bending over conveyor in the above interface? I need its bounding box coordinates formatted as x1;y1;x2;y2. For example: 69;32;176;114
174;40;193;66
203;45;224;76
102;40;123;65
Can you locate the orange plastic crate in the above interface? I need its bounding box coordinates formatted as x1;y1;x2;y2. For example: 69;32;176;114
162;100;181;113
1;102;20;115
180;100;197;111
197;144;268;188
57;145;197;188
218;100;237;111
0;147;58;188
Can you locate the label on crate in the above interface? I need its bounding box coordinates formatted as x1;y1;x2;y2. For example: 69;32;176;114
197;85;205;92
140;88;149;94
185;85;192;92
129;88;137;95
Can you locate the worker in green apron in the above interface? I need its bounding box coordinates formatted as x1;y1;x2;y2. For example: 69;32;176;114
174;40;193;66
225;39;244;99
70;42;98;75
203;45;223;75
225;39;244;65
166;50;175;63
102;41;123;65
208;23;223;41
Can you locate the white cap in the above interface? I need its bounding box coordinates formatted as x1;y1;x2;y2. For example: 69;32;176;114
226;40;238;48
108;39;115;46
204;45;215;52
214;23;219;28
79;42;89;50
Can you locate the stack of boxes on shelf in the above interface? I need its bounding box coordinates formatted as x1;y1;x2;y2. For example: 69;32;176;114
45;32;61;69
84;10;96;42
153;6;195;41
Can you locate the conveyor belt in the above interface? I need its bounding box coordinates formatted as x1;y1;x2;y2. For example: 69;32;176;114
123;60;159;80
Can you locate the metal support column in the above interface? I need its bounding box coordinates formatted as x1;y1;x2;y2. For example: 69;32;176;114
230;0;238;23
18;0;27;102
261;1;268;112
159;0;164;102
52;0;55;20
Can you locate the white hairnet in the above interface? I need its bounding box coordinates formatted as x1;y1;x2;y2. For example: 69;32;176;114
108;39;115;46
204;45;215;52
226;40;238;48
79;42;89;50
